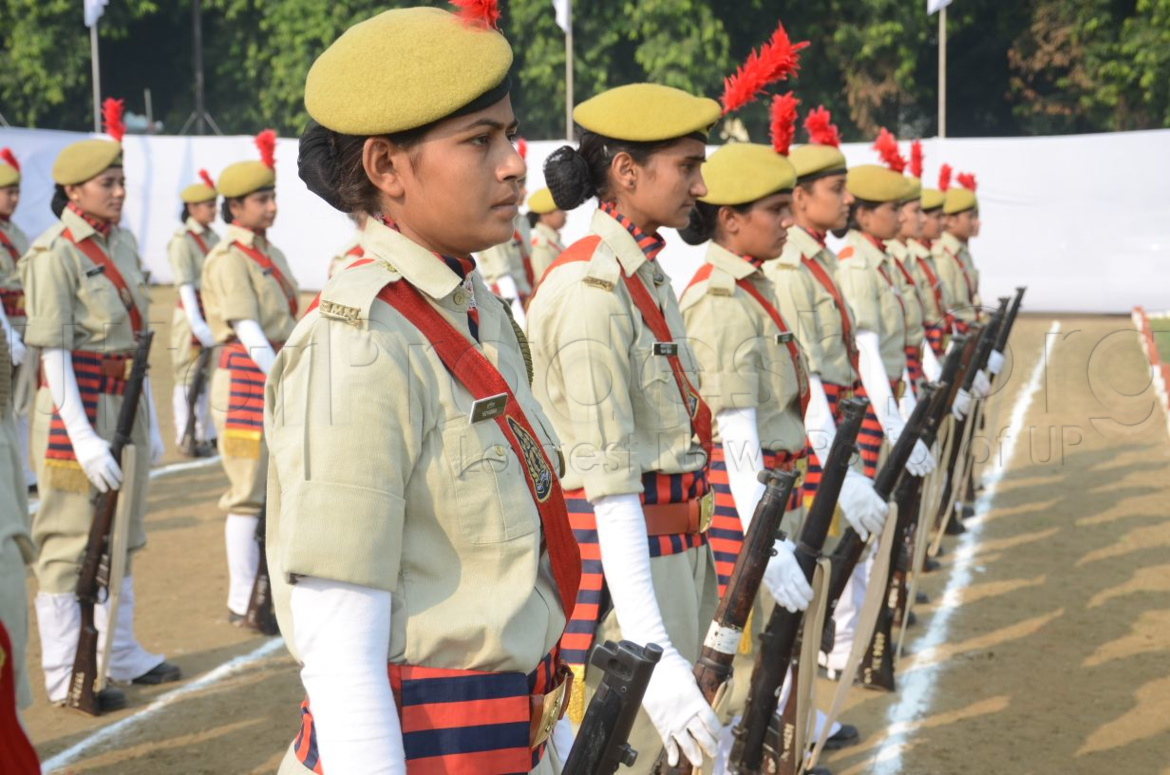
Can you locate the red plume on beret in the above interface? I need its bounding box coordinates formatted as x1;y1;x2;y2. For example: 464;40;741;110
956;172;977;192
255;129;277;169
102;98;126;143
720;21;809;116
770;92;800;157
909;140;923;179
873;128;905;173
516;137;528;160
198;169;215;189
450;0;501;30
0;148;18;172
804;106;841;148
938;163;952;191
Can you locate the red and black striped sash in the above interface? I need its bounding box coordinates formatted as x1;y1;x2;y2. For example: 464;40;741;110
232;240;298;317
42;351;131;470
905;345;924;388
294;651;562;774
62;229;144;334
851;381;901;479
801;381;857;500
925;324;946;357
219;342;267;459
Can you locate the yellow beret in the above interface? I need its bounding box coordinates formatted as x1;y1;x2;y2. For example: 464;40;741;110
180;183;217;204
573;84;721;143
52;139;123;186
527;187;558;215
902;177;922;201
846;165;915;204
0;164;17;189
921;188;945;210
699;143;796;206
217;161;275;199
944;188;978;214
306;7;513;135
790;144;847;180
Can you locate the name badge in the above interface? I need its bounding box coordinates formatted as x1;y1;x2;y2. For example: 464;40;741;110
653;342;678;357
85;265;106;277
775;332;794;345
469;393;508;424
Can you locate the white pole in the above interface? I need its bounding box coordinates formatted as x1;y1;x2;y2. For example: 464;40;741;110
938;6;947;139
565;0;574;140
91;22;102;133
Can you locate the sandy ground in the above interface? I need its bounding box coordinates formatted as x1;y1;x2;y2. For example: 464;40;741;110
20;298;1170;774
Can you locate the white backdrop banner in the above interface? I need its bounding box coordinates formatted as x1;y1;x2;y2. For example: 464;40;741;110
2;126;1168;313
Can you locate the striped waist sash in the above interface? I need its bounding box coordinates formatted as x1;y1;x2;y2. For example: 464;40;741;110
802;381;858;500
294;651;567;774
0;289;24;319
905;345;924;387
219;341;274;459
925;324;946;357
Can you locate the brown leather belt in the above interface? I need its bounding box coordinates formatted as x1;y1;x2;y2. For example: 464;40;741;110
644;490;714;536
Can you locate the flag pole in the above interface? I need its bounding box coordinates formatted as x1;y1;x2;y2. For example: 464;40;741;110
90;21;102;133
938;5;947;139
564;0;574;140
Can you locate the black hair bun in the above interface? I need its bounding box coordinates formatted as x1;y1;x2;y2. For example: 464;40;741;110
678;202;715;246
50;185;69;219
298;120;346;212
543;145;594;211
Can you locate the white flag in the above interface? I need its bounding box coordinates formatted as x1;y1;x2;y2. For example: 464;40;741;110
551;0;571;34
927;0;953;14
84;0;109;28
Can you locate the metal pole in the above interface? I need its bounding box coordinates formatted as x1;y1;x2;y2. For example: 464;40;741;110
564;0;574;140
145;88;154;133
91;22;101;133
938;6;947;138
193;0;206;135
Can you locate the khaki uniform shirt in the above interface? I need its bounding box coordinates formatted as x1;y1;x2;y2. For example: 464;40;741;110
907;239;948;328
838;230;907;379
0;218;29;297
20;207;148;353
766;225;858;387
884;239;926;348
933;232;980;324
529;222;564;288
527;209;707;500
477;215;533;296
326;235;363;281
167;217;219;289
266;217;564;671
201;224;299;344
679;243;806;453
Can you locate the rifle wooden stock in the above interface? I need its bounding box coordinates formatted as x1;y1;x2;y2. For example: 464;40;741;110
726;399;867;775
66;331;154;716
179;345;213;456
243;501;279;635
563;641;663;775
653;467;800;775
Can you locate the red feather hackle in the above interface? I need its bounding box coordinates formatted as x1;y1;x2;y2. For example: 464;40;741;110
255;129;277;169
101;98;126;143
909;140;924;179
198;169;215;189
872;128;906;173
770;92;800;156
804;106;841;148
0;148;18;172
957;172;977;192
938;164;952;191
720;21;809;116
450;0;501;30
516;137;528;160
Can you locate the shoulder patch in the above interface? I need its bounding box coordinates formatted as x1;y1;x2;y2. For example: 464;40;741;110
323;260;398;322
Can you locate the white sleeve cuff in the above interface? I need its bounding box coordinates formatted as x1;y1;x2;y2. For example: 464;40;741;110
232;318;277;375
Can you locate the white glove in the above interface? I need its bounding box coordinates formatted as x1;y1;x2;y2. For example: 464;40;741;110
593;493;719;768
838;468;889;540
642;651;721;768
898;369;917;422
906;439;936;477
802;375;837;461
972;368;991;399
144;378;165;465
178;283;216;347
0;306;24;366
987;349;1005;376
952;387;972;419
922;342;942;382
42;348;122;492
763;538;813;613
232;318;277;375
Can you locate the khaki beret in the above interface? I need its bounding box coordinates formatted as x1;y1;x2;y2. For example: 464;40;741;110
527;187;558;215
699;143;796;206
180;183;217;204
847;164;915;204
306;7;513;135
218;161;274;199
52;139;123;186
921;188;945;210
790;144;847;181
944;188;978;214
902;176;923;202
573;84;721;143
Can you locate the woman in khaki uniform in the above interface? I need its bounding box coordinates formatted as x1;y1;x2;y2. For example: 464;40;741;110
325;212;367;281
201;130;298;627
526;187;566;288
909;178;950;358
0;149;34;491
21;101;177;711
267;7;575;773
167;170;220;455
934;173;982;334
528;83;725;772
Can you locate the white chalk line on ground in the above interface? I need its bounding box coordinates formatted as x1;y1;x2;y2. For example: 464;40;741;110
28;455;221;515
869;320;1062;774
40;636;284;773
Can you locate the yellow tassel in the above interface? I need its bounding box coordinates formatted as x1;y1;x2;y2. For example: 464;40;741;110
567;664;587;726
739;609;754;655
222;430;262;459
44;459;92;494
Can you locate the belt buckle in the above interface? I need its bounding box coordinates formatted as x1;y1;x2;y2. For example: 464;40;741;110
122;358;135;381
531;669;571;749
697;491;714;533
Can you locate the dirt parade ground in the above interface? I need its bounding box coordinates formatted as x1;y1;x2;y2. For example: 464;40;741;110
20;290;1170;774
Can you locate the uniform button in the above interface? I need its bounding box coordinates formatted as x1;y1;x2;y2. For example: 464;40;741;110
493;445;505;455
453;290;468;305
